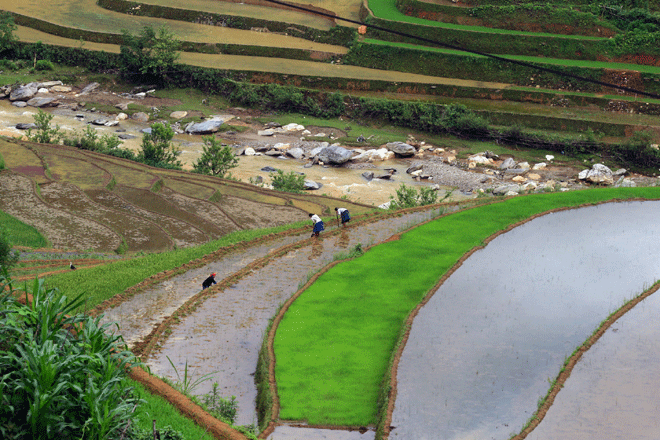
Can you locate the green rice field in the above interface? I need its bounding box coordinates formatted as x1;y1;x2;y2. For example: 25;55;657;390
273;186;660;426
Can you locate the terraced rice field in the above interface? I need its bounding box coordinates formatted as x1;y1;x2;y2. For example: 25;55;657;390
0;139;371;253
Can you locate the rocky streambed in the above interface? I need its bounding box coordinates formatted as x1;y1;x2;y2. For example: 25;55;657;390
1;80;656;207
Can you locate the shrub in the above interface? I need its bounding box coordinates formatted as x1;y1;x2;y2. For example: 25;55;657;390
271;169;305;193
26;110;64;144
34;59;54;71
0;59;18;70
0;151;5;170
64;124;124;153
138;123;182;169
0;12;16;55
389;184;438;209
193;136;239;178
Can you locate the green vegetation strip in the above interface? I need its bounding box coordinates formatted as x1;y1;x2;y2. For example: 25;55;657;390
273;187;660;428
363;39;660;74
367;0;605;39
0;208;49;248
46;221;309;312
131;380;217;440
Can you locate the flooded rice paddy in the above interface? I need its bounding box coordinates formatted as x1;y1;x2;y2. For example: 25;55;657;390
267;425;375;440
143;208;442;426
527;286;660;440
391;201;660;440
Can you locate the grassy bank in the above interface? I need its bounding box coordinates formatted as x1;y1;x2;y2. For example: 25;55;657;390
46;220;309;312
272;187;660;429
0;209;49;248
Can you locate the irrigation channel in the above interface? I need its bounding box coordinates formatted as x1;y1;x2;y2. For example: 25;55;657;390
100;206;448;433
390;201;660;440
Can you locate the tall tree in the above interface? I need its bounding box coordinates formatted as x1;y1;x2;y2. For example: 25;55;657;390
139;123;181;168
120;25;180;84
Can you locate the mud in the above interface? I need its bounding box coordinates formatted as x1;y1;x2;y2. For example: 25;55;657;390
526;287;660;440
391;201;660;440
143;209;441;426
99;233;304;348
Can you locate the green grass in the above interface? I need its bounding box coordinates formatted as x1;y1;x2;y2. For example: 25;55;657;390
273;186;660;426
367;0;605;40
130;379;217;440
363;39;660;74
0;209;49;248
46;219;309;312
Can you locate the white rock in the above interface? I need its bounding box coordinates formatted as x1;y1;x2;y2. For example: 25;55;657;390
378;201;392;210
518;162;530;170
532;162;547;170
512;176;526;183
315;132;327;137
545;155;555;161
244;147;256;156
504;191;519;196
468;154;492;164
258;130;275;136
37;88;49;94
282;123;304;132
273;143;290;150
116;113;128;121
302;129;311;135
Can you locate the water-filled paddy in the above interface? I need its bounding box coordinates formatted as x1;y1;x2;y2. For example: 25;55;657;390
391;201;660;440
145;208;444;426
527;284;660;440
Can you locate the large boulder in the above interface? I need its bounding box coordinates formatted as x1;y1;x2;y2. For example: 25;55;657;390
500;157;516;170
27;97;58;108
578;163;613;185
79;82;100;95
352;148;393;162
10;83;38;101
317;145;353;165
493;184;521;195
304;180;322;190
386;142;416;157
185;119;224;134
286;147;304;160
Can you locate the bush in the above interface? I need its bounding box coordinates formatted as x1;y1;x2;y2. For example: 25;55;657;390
138;123;181;169
0;58;18;70
63;124;124;153
26;110;64;144
120;25;181;84
389;184;438;209
34;59;54;71
271;169;305;193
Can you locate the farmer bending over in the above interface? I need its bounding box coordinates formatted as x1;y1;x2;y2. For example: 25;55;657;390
309;213;324;238
335;207;351;226
202;272;217;289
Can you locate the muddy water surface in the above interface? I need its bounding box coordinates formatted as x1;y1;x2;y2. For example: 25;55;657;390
145;208;444;426
267;425;375;440
391;201;660;440
527;289;660;440
99;233;304;347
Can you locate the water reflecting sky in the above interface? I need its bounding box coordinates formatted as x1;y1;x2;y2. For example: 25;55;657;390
392;201;660;440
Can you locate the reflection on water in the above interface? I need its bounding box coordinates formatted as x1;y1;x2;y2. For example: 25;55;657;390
392;201;660;440
145;209;439;426
267;425;375;440
527;290;660;440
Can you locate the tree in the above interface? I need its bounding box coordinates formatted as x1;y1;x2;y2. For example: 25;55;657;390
26;110;63;144
0;227;19;271
193;136;239;178
120;25;180;83
139;123;181;168
271;170;305;193
0;12;16;55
